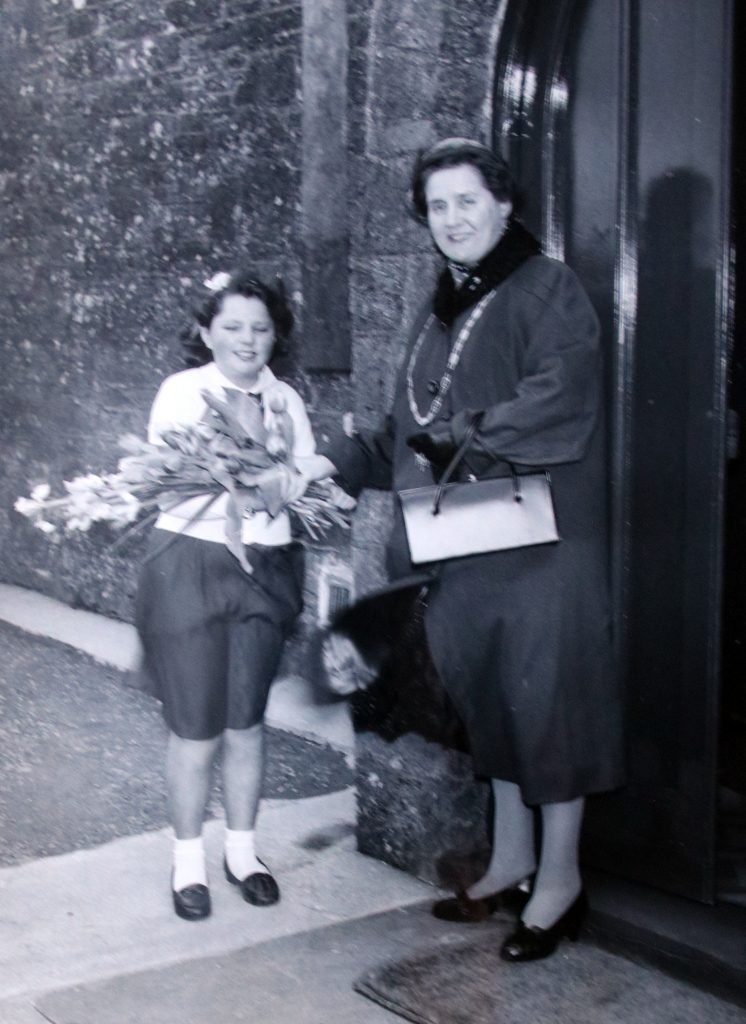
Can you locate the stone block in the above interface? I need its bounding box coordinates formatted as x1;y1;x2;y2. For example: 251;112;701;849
373;0;445;55
301;238;351;372
355;731;489;884
379;119;438;157
234;49;299;108
368;50;440;130
435;59;492;134
103;12;166;41
66;10;99;40
224;0;293;18
442;0;499;65
164;0;220;29
114;33;182;76
348;154;425;256
55;36;118;81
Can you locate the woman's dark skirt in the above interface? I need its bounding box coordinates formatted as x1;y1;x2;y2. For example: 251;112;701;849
135;530;304;740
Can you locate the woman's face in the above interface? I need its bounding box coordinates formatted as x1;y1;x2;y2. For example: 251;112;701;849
425;163;512;266
200;294;275;388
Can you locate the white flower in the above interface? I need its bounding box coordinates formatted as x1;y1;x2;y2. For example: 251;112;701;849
15;497;40;516
34;520;56;534
31;483;51;501
66;515;93;532
64;474;105;493
203;271;232;293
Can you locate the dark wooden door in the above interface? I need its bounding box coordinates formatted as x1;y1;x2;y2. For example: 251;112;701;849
494;0;732;901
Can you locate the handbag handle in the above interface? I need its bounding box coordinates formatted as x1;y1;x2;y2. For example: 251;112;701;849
432;414;523;516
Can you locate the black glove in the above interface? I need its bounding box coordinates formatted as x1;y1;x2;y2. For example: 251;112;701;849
406;428;458;480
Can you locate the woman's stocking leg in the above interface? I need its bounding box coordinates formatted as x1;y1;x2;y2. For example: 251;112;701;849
167;731;220;889
521;796;584;929
467;779;537;899
222;724;267;878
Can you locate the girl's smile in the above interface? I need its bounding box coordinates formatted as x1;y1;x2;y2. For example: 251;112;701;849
200;294;275;389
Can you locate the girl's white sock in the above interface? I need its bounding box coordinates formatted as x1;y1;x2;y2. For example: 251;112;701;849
225;828;265;879
172;836;207;891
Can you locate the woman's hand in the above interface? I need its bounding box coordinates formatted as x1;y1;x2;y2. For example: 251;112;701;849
294;453;338;482
406;426;458;480
316;479;357;511
289;454;356;509
283;469;357;510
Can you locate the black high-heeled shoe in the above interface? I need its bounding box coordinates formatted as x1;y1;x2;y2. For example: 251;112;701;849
432;878;533;924
499;890;588;962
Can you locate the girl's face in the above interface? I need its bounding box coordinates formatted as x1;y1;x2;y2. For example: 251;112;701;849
200;294;275;388
424;163;512;266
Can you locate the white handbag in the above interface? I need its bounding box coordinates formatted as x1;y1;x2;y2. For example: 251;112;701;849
398;416;559;564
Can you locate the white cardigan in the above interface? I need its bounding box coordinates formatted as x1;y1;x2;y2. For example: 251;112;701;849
148;362;315;546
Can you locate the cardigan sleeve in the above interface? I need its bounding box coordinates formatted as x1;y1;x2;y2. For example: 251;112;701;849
449;264;602;468
318;416;396;496
147;374;196;444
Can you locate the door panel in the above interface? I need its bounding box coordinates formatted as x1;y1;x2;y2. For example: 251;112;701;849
494;0;731;900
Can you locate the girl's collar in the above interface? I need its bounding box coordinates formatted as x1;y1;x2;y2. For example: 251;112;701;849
206;361;277;396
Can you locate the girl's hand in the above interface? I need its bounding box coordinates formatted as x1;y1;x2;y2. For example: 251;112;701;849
253;465;307;507
319;480;357;511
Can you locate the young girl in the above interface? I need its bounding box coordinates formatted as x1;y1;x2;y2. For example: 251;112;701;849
135;270;314;921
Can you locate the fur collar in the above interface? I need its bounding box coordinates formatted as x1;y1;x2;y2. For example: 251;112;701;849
432;218;542;326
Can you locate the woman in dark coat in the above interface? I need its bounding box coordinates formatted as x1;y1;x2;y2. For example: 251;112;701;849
294;138;624;961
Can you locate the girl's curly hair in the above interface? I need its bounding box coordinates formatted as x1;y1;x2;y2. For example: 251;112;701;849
182;269;294;368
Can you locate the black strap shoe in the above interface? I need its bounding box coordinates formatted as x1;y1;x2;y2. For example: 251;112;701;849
172;881;211;921
500;890;588;962
224;856;280;906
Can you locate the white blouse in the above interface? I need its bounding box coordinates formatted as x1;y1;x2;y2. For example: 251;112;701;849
148;362;316;546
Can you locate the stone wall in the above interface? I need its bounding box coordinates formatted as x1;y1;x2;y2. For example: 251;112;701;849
345;0;506;883
0;0;352;644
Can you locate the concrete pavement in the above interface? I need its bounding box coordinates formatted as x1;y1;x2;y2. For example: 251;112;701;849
0;583;744;1023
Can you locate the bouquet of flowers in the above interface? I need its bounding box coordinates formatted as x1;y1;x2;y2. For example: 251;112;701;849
15;388;351;574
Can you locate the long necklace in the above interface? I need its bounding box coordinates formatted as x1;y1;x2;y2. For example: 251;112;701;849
405;289;496;427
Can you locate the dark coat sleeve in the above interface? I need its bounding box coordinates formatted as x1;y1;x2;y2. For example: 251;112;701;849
449;264;602;468
318;416;395;496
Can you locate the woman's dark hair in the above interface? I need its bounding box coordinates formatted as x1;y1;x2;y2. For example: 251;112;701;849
182;269;294;368
409;137;520;224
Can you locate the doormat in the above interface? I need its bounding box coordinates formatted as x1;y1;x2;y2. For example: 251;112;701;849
353;932;745;1024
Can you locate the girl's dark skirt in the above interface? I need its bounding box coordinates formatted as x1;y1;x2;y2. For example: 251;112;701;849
135;530;304;740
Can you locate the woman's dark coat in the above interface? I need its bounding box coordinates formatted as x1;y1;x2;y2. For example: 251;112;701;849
324;245;625;805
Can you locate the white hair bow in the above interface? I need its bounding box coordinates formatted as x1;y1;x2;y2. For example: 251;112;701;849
203;271;232;293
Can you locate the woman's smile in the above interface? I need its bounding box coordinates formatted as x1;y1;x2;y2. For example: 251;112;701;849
425;163;512;265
